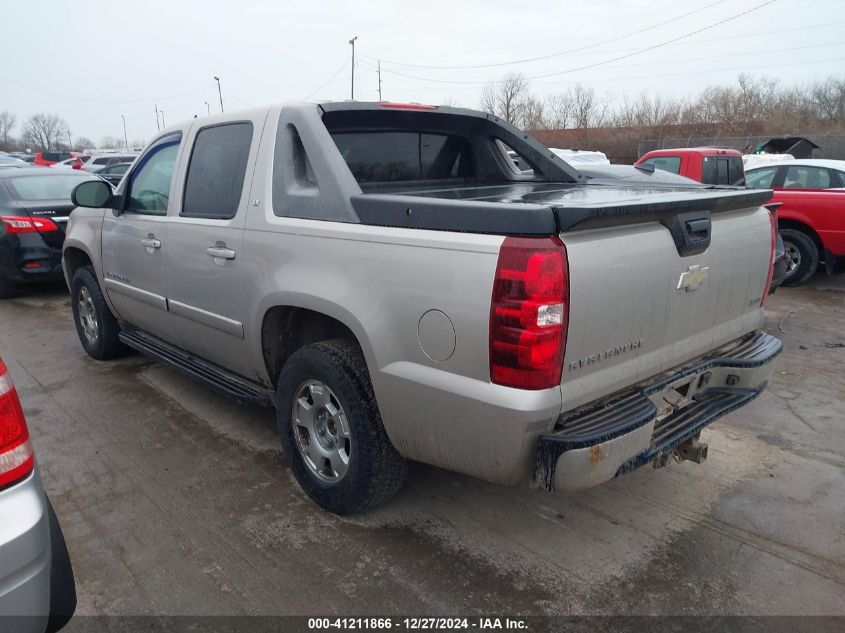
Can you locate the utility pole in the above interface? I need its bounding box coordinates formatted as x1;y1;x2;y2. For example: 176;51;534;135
348;36;358;100
155;104;161;132
160;110;166;128
67;129;73;150
121;115;128;149
214;76;224;113
377;59;383;100
204;101;211;115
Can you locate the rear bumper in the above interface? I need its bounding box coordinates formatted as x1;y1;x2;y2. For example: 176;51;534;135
0;235;64;285
0;470;50;629
534;331;782;491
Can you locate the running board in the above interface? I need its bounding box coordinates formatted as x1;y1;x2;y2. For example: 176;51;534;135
119;328;274;407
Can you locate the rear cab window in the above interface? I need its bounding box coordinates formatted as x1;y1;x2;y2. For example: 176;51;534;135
181;122;253;219
702;156;745;186
330;131;473;185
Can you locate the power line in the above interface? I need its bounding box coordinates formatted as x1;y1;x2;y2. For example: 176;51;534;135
363;0;733;70
302;61;349;100
222;87;253;108
364;0;779;86
533;55;845;88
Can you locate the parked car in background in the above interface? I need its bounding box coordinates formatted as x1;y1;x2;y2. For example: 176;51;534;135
0;168;99;298
50;157;88;171
94;162;132;187
634;147;786;292
8;154;36;164
63;102;781;515
635;147;745;186
33;152;74;168
745;159;845;286
0;156;30;170
0;356;76;632
79;154;137;173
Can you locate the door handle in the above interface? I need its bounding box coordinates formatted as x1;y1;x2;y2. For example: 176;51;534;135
140;237;161;249
206;245;236;260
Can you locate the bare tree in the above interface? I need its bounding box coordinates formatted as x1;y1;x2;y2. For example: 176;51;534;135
99;136;124;149
75;137;95;151
22;113;67;151
810;76;845;122
479;73;531;125
0;112;16;149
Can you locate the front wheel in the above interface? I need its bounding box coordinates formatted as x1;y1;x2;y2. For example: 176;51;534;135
70;266;127;359
780;229;819;287
277;339;408;515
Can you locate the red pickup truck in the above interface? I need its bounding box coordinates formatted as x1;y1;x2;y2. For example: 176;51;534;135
635;147;745;186
744;159;845;286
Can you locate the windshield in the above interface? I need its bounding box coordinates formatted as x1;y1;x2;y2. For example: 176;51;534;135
5;174;94;201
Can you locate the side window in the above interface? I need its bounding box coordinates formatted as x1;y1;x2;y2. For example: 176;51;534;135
93;157;110;165
783;165;831;189
642;156;681;174
126;135;181;215
181;122;253;219
744;167;777;189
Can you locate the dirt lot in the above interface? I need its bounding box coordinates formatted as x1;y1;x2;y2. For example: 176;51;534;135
0;275;843;621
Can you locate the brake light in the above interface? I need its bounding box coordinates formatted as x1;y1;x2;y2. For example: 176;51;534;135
0;359;35;489
1;215;60;234
378;101;438;110
490;236;569;390
761;208;778;306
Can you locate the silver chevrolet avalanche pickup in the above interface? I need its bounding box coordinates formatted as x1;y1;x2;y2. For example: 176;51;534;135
62;102;781;514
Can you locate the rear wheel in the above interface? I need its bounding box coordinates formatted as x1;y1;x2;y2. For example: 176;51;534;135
70;266;127;359
277;339;408;514
780;229;819;287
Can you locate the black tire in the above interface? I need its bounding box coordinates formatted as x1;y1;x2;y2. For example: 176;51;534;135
0;279;18;299
70;266;127;359
45;497;76;633
277;339;408;515
780;229;819;287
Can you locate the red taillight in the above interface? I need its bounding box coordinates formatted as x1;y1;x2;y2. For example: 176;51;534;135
378;101;439;110
1;215;60;234
0;359;35;489
490;236;569;390
761;208;778;306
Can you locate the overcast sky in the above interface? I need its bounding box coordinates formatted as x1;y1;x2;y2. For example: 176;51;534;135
4;0;844;144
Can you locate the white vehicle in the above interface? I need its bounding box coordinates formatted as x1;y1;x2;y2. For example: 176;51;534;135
79;154;138;173
550;148;610;165
742;153;795;169
50;158;79;169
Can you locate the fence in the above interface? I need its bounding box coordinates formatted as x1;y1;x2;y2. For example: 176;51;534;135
637;133;845;160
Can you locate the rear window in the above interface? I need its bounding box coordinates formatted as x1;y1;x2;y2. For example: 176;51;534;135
331;131;473;184
181;122;253;219
43;151;72;162
5;174;92;201
642;156;681;174
92;157;111;165
702;156;744;186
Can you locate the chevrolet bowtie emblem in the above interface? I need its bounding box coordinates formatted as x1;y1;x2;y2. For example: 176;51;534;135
677;264;710;292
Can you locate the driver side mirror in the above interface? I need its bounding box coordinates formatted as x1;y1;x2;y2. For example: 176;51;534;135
72;180;113;209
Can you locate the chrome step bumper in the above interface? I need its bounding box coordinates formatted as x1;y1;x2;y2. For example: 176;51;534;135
533;331;782;491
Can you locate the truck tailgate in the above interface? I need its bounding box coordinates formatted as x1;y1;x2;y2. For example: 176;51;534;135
559;203;773;411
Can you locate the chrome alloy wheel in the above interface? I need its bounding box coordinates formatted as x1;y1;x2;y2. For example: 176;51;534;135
292;380;351;483
784;241;801;275
77;286;99;344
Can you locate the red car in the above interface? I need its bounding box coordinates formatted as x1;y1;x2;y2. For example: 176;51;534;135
33;151;75;167
635;147;745;186
745;159;845;286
